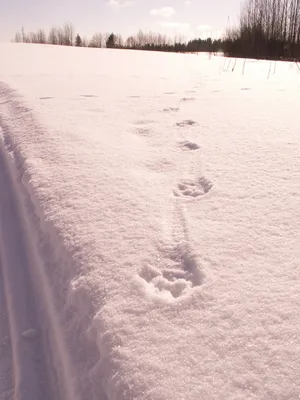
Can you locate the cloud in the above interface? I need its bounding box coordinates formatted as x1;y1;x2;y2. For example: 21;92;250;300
150;7;175;18
108;0;134;7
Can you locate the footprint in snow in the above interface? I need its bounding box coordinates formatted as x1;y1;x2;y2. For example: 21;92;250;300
161;107;180;113
135;127;152;137
179;141;200;151
174;177;213;198
176;120;197;127
134;119;156;126
180;97;196;102
139;243;205;300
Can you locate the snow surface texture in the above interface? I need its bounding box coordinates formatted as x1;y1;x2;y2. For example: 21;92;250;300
0;44;300;400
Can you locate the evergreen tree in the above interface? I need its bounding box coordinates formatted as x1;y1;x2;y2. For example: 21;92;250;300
106;33;116;48
75;33;82;47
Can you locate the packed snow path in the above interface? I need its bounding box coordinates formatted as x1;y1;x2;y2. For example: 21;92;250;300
0;83;104;400
0;135;54;400
0;122;80;400
1;44;300;400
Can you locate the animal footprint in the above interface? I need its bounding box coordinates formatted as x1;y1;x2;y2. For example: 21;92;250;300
134;119;156;126
180;97;196;102
135;127;151;137
80;94;98;98
179;141;200;151
174;177;213;198
161;107;180;113
176;120;197;127
139;243;205;300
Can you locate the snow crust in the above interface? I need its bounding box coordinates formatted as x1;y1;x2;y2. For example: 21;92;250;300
1;43;300;399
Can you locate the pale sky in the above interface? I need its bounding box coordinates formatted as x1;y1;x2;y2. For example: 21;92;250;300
0;0;242;42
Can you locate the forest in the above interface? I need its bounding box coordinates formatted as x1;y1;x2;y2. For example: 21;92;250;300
224;0;300;60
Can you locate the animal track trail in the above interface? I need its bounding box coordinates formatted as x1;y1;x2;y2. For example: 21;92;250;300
174;177;213;198
138;203;207;302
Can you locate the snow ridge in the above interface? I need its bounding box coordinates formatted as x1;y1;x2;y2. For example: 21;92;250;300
0;83;104;400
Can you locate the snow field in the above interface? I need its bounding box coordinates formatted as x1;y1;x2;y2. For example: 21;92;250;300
0;44;300;399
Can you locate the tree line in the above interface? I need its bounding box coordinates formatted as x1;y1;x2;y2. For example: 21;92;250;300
13;24;224;54
13;0;300;60
224;0;300;60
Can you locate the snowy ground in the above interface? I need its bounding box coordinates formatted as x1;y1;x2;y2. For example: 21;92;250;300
0;44;300;400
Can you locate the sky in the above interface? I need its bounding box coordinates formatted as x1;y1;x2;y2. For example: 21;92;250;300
0;0;242;42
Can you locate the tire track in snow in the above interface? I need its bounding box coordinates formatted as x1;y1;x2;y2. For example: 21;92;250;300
0;258;13;400
0;128;77;400
0;145;53;400
0;83;107;400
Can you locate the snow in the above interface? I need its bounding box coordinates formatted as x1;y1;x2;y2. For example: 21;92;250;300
1;43;300;400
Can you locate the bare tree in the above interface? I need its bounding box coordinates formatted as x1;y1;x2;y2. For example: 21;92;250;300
21;27;27;43
63;23;75;46
28;32;38;43
81;37;88;47
57;28;65;45
115;34;123;48
126;36;137;48
37;29;47;44
14;32;22;43
89;33;103;48
48;27;58;45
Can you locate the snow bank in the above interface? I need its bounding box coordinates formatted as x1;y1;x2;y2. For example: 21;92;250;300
1;44;300;399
